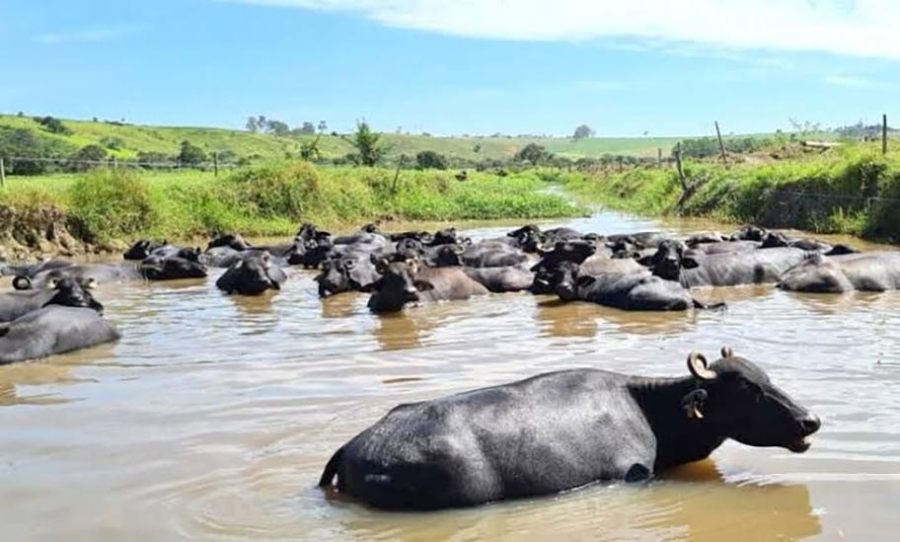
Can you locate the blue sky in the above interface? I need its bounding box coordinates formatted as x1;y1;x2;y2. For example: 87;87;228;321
2;0;899;137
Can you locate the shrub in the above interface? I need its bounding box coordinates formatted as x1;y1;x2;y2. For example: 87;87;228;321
100;136;125;150
223;161;320;219
68;169;156;242
415;150;449;170
178;140;207;167
67;144;108;172
34;116;72;135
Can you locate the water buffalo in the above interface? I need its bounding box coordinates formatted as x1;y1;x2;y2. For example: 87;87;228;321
318;348;820;510
461;242;536;268
462;266;534;293
216;253;287;296
315;253;382;297
648;241;810;288
0;277;103;323
761;232;832;252
778;252;900;293
207;233;253;252
553;261;720;311
688;241;761;255
367;261;489;312
0;306;121;365
532;256;644;295
13;257;208;290
123;239;166;260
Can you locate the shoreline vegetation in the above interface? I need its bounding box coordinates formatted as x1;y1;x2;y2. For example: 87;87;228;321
557;143;900;244
0;164;584;260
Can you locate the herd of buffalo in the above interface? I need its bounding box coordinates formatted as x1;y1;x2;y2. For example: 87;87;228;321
2;218;898;509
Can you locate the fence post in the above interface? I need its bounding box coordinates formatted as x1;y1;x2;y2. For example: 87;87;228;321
113;156;118;170
883;114;888;155
0;157;5;187
214;152;219;176
657;148;662;168
715;121;727;165
675;142;686;185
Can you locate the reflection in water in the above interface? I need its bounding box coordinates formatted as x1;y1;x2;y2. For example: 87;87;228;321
0;212;897;540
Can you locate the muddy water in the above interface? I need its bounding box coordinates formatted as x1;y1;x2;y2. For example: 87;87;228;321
2;211;900;541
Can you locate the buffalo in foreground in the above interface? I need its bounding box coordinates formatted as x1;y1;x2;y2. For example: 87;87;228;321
319;348;820;510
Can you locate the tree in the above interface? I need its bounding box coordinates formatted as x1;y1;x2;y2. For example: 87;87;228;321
415;150;448;170
514;143;552;165
34;115;72;135
573;124;594;140
246;117;259;133
347;121;387;166
267;120;290;137
300;122;316;134
317;120;327;134
178;140;207;167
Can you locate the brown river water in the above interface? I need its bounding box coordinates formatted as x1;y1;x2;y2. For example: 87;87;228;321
2;211;899;541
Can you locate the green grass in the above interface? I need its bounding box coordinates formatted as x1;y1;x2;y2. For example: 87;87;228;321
1;113;717;163
557;142;900;242
0;164;584;246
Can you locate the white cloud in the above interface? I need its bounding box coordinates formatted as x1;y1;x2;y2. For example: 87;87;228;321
223;0;900;60
35;25;138;45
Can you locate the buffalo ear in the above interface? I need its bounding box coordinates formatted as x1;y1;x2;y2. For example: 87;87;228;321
84;277;98;290
721;346;734;359
414;280;435;292
681;389;708;419
575;275;595;288
687;352;717;381
682;256;701;269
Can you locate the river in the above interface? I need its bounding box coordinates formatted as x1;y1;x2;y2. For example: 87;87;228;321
1;211;899;541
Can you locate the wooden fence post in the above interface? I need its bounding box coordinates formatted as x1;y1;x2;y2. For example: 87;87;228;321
715;121;727;165
113;156;118;170
675;142;686;185
883;114;888;155
391;155;406;194
214;152;219;176
657;148;662;168
0;157;5;187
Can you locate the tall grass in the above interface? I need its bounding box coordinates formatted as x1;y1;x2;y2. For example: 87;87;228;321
558;144;900;242
0;163;583;246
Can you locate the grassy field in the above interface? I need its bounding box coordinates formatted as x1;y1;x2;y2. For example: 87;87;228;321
557;142;900;242
1;113;696;163
0;164;584;248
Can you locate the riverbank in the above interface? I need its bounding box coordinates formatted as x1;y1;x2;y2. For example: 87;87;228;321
0;164;583;260
556;143;900;243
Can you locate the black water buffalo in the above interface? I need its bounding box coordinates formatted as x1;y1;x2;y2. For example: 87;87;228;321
532;256;644;295
761;232;832;252
463;266;534;293
461;242;536;268
0;306;121;365
216;254;287;296
367;261;489;312
732;224;768;242
0;277;103;323
123;239;166;260
605;231;674;249
207;233;253;252
319;348;820;510
648;241;810;288
14;257;208;290
315;253;382;297
778;252;900;293
553;262;720;311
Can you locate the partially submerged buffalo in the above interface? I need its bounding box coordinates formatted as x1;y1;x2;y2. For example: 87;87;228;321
0;277;103;323
13;257;207;290
216;254;287;296
0;306;120;365
367;260;488;312
779;252;900;293
319;348;820;510
553;261;722;311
